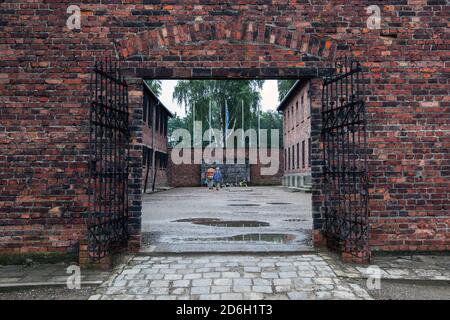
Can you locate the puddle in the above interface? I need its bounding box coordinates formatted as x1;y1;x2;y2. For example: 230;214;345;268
266;202;292;205
186;233;296;244
228;204;260;207
173;218;269;227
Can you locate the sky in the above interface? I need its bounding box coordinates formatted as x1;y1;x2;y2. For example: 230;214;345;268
158;80;279;117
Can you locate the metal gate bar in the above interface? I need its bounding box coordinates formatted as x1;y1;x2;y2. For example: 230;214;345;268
88;57;130;260
321;58;369;260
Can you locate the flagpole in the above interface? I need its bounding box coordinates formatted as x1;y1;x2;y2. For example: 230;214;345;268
192;102;195;147
258;104;261;149
209;99;212;143
241;100;244;145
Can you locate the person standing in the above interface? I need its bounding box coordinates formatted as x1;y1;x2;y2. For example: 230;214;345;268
213;167;223;190
206;165;215;190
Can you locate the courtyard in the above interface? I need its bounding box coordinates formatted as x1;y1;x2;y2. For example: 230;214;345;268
141;186;312;253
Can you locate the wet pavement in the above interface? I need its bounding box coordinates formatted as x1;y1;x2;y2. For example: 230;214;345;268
141;187;312;253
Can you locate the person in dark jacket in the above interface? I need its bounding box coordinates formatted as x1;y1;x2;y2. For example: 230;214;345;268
213;167;223;190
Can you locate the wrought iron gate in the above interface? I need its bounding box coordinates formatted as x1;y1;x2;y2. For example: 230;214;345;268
88;58;130;259
321;58;369;260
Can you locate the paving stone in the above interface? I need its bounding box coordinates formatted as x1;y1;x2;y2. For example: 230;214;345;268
243;267;261;273
233;278;252;286
222;272;240;278
279;271;297;278
164;274;183;281
233;285;252;293
191;286;210;295
145;273;164;280
221;293;243;300
213;278;232;286
199;294;221;300
128;280;150;287
184;273;202;280
275;285;292;293
156;295;177;300
149;287;170;295
261;272;278;279
211;286;231;294
288;291;313;300
253;278;271;286
274;278;292;286
203;272;221;279
173;280;190;288
253;285;272;293
129;287;150;295
150;280;169;288
314;277;334;285
243;292;264;300
172;287;189;295
192;279;212;287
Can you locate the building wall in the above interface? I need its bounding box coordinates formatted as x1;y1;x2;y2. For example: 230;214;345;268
142;87;170;191
281;81;312;189
0;1;448;260
167;148;283;187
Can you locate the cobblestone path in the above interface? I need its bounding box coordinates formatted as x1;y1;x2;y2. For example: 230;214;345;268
90;254;372;300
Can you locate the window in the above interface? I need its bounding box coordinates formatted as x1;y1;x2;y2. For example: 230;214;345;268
297;142;300;169
300;95;304;122
302;140;305;168
296;101;299;125
148;100;153;126
293;145;295;169
288;147;291;170
291;106;294;129
308;137;311;166
164;114;168;137
160;109;164;133
143;146;147;165
284;148;287;170
155;104;159;130
292;144;295;170
143;94;148;124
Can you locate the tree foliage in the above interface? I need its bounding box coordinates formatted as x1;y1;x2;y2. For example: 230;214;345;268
277;80;297;102
144;80;162;97
168;80;283;148
172;80;264;139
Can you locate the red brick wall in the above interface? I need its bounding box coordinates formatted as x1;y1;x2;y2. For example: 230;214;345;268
167;149;201;187
167;148;284;187
0;1;448;260
281;81;312;174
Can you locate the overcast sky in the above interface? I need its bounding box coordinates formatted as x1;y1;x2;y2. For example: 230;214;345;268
159;80;279;117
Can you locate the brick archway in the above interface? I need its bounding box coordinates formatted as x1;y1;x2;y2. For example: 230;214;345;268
116;23;340;258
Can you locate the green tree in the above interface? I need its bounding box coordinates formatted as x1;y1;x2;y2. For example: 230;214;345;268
277;80;296;102
144;80;162;97
260;110;283;148
172;80;264;145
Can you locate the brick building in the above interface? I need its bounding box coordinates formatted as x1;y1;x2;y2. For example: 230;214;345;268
142;83;173;192
278;81;312;191
0;1;448;265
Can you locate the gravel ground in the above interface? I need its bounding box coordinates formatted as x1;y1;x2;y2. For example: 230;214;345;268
0;285;96;300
